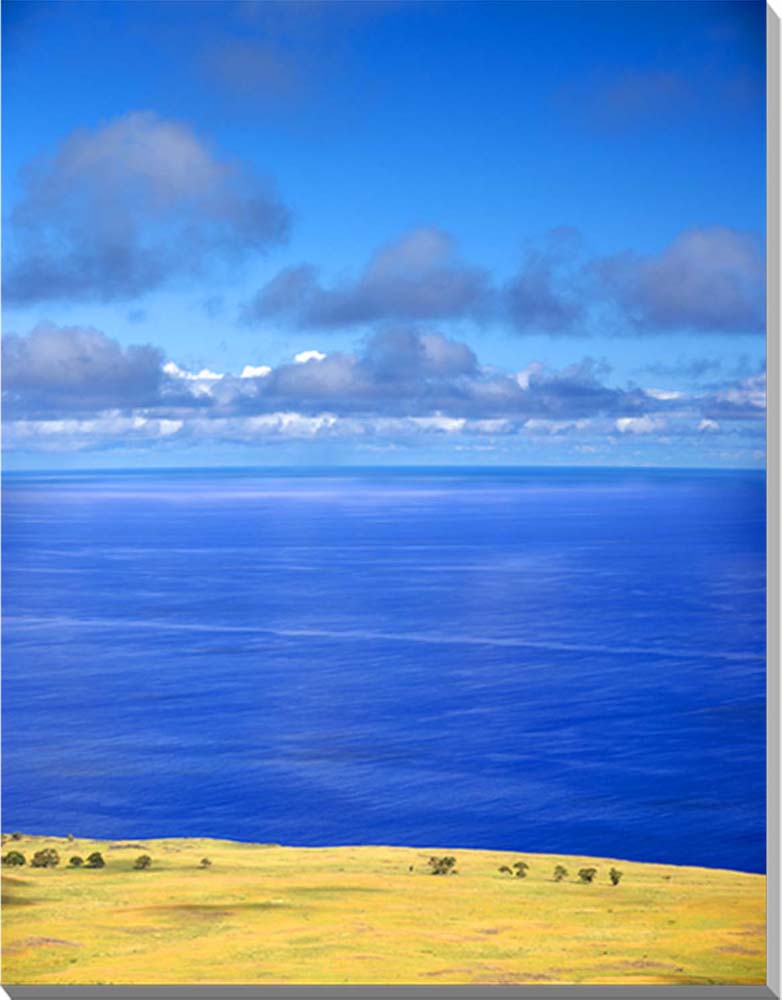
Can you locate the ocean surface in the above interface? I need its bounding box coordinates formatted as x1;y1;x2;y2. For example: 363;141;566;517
1;467;766;872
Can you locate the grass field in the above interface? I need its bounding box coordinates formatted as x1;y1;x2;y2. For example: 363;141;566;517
1;834;766;986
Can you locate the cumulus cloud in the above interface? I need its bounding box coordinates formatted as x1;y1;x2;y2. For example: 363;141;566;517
3;324;765;455
4;111;290;304
5;413;185;451
504;225;765;337
593;226;764;333
163;361;224;381
645;388;683;401
362;327;478;381
615;415;666;435
240;364;272;378
702;370;766;419
240;223;763;338
505;228;585;333
515;362;545;389
240;334;638;423
2;324;637;423
160;360;226;399
2;323;165;416
233;327;486;418
294;350;327;363
243;228;492;327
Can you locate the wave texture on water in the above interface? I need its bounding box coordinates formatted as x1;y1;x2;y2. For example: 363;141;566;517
1;467;767;872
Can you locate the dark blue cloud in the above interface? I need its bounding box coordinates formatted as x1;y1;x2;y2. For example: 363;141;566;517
243;228;493;327
4;112;290;305
2;323;165;415
592;226;765;334
2;323;765;456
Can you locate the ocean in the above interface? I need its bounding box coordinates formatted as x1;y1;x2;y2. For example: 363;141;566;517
1;467;766;872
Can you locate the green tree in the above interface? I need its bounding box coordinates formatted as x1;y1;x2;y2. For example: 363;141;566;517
609;867;623;885
31;848;60;868
513;861;529;878
553;865;569;882
69;856;84;868
134;854;152;870
2;851;25;867
428;856;457;875
199;857;212;869
498;865;513;875
85;852;105;869
578;867;597;884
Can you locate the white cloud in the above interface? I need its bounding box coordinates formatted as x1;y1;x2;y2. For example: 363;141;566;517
615;415;665;434
157;419;184;436
4;412;184;450
645;387;682;400
3;325;764;457
240;364;272;378
294;350;327;364
163;361;223;381
469;419;513;434
409;415;466;433
713;371;766;410
271;412;337;435
515;362;544;389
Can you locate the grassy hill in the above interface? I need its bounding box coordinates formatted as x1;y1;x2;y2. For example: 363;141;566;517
1;834;765;986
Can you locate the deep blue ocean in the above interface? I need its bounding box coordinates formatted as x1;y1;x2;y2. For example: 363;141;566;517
1;467;766;872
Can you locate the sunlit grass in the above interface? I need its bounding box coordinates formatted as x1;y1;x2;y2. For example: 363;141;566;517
2;834;765;985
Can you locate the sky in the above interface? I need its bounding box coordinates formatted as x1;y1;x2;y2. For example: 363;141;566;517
1;0;767;469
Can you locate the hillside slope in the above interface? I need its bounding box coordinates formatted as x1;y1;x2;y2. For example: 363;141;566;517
1;834;765;985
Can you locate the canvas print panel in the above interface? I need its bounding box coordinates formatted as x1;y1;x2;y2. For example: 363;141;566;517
1;0;767;987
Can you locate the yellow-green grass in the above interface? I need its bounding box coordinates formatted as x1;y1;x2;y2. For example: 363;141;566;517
1;833;765;986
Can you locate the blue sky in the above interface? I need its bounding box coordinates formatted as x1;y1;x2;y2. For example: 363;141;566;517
2;0;767;468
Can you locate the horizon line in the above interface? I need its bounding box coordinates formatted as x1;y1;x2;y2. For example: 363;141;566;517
0;462;768;476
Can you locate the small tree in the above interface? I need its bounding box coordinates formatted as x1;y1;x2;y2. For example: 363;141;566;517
31;848;60;868
553;865;569;882
2;851;26;867
69;856;84;868
498;865;513;875
609;867;623;886
578;867;597;884
10;832;22;841
85;852;105;869
428;855;457;875
134;854;152;870
199;857;212;869
513;861;529;878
